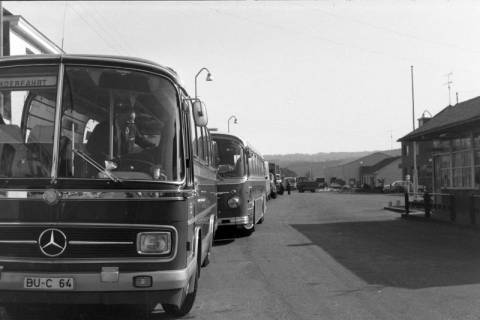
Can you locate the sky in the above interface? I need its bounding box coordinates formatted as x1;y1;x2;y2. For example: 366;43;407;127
4;0;480;155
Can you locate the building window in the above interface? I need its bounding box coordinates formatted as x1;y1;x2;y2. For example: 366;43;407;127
452;150;472;187
433;135;477;190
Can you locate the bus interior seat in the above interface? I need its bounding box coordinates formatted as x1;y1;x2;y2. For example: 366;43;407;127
0;125;23;177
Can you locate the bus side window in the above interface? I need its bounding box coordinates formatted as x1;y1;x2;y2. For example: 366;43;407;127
211;140;218;167
202;127;211;165
188;103;198;157
196;126;204;161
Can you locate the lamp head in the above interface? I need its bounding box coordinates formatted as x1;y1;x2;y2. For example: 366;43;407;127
234;118;238;124
206;73;213;81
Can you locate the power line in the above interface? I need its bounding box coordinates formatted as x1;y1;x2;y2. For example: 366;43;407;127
61;1;67;50
68;4;121;55
298;3;480;56
75;2;134;56
210;8;440;69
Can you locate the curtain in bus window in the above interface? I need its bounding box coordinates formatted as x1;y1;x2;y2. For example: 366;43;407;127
0;65;58;178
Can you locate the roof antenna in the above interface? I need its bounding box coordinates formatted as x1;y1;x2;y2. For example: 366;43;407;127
444;72;453;106
61;1;68;50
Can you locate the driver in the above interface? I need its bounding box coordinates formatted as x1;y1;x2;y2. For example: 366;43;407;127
117;109;156;155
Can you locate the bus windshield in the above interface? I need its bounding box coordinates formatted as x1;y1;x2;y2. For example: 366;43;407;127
0;65;58;178
215;138;246;178
0;64;183;182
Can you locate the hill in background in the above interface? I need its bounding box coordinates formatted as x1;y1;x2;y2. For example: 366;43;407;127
265;149;400;178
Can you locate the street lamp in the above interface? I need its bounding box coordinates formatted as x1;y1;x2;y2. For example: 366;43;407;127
194;67;213;100
228;115;238;133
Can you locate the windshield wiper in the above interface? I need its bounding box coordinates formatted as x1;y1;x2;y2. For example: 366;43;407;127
72;149;122;183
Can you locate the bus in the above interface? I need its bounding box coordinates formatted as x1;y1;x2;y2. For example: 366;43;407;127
212;132;266;235
0;54;217;317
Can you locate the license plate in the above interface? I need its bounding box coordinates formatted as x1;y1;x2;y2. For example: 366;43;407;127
24;277;74;290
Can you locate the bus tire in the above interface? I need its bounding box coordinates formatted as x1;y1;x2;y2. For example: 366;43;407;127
201;233;213;268
258;198;266;224
241;226;254;236
241;214;255;236
162;251;199;317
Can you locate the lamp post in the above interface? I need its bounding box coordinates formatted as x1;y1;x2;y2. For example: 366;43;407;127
194;67;213;100
228;115;238;133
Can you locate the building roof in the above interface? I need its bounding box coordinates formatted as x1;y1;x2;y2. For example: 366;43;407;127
399;96;480;142
3;14;64;54
361;156;401;175
335;150;399;167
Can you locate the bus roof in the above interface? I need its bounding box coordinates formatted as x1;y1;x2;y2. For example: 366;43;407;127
0;54;185;89
211;132;263;159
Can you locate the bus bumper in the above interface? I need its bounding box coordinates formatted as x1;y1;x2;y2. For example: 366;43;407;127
0;259;196;306
218;215;252;226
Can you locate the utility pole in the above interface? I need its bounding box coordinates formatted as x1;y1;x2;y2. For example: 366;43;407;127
411;66;418;197
0;1;4;119
444;72;453;106
456;92;459;105
390;130;393;150
0;1;3;57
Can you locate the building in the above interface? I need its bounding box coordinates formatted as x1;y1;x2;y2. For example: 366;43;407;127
399;111;435;191
324;150;401;187
359;156;402;188
2;8;64;56
399;96;480;225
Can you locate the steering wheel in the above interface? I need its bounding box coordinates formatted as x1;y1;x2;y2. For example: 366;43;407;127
117;158;155;172
116;157;168;180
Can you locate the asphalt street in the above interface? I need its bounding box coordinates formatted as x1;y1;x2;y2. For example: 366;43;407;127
4;191;480;319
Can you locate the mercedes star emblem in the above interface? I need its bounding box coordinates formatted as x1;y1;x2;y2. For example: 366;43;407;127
38;229;67;257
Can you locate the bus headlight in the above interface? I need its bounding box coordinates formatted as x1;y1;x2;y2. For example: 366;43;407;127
137;232;171;254
227;195;241;208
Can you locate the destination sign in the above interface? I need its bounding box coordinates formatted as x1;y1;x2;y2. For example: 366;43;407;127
0;76;57;90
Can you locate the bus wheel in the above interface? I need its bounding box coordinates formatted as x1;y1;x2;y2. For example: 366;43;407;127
258;198;266;224
241;213;255;236
201;234;213;268
162;259;199;317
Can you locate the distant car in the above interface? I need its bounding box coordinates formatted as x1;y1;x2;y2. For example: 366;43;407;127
329;183;342;190
315;178;326;189
383;181;425;193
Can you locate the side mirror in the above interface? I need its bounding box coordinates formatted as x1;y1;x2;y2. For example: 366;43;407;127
193;100;208;127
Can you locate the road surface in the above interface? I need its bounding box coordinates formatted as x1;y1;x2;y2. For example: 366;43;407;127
4;191;480;319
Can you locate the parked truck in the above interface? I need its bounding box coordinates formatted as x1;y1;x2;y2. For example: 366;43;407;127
297;177;318;193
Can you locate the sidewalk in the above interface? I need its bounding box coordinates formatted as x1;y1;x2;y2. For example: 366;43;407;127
383;204;427;218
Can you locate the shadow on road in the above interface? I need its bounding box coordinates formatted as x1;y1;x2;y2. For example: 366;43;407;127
0;305;177;320
291;218;480;289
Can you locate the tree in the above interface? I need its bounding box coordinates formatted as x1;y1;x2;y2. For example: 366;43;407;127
281;167;297;177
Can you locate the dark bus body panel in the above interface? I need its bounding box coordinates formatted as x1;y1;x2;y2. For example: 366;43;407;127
0;54;216;313
217;181;249;221
212;133;267;232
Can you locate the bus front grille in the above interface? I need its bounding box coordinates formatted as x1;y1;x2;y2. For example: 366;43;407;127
0;225;174;259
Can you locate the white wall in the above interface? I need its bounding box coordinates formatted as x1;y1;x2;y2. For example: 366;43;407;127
9;30;42;55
